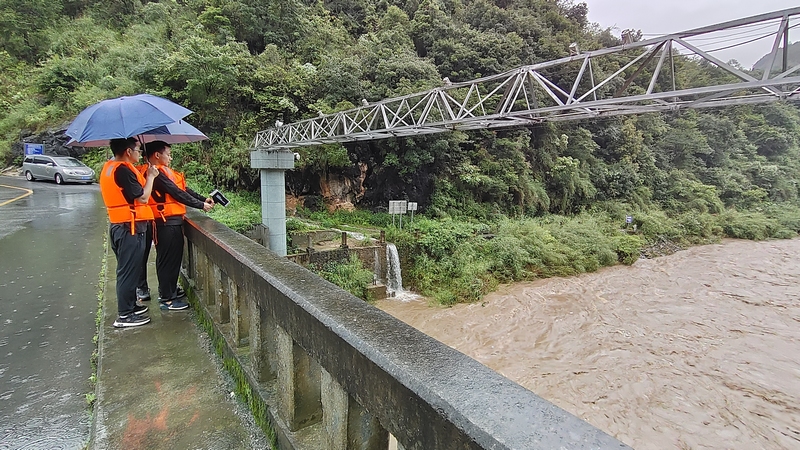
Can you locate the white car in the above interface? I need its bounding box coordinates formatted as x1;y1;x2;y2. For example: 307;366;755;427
22;154;95;184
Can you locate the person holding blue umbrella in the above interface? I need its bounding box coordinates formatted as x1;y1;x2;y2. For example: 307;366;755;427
101;137;160;328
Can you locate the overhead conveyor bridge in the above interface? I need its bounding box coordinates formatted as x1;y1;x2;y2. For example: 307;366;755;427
252;7;800;151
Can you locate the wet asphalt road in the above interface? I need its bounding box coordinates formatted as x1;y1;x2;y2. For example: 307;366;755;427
0;175;106;449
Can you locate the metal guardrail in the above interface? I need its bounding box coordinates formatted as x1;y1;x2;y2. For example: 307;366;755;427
252;7;800;151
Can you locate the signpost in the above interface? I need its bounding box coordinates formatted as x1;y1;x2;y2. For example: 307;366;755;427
24;143;43;155
389;200;408;229
407;202;417;224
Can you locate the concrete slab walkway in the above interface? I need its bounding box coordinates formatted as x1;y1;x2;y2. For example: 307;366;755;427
91;243;269;449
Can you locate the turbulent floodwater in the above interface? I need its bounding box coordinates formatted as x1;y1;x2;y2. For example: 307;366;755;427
376;239;800;450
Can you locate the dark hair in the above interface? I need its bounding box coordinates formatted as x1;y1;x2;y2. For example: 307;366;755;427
144;140;170;158
109;137;138;157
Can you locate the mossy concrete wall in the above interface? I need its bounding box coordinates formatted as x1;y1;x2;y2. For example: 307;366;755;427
181;211;631;450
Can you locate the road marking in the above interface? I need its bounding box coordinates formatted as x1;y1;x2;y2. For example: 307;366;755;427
0;184;33;206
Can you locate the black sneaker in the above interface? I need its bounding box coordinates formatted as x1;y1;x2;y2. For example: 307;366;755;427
113;313;151;328
160;300;189;311
133;303;149;315
136;288;151;301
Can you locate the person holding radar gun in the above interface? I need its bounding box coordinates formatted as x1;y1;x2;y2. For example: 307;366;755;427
100;138;159;328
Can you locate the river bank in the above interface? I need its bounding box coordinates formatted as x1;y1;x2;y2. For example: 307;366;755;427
376;238;800;449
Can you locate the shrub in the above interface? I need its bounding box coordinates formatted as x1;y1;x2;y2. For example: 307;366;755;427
632;209;681;240
763;203;800;233
313;255;374;302
611;234;644;265
206;190;261;233
715;210;789;240
674;211;721;243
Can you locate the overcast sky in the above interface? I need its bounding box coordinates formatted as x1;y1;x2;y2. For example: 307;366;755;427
584;1;799;68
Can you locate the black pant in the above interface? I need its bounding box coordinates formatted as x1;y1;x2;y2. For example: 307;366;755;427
110;223;146;316
154;222;185;301
137;221;153;293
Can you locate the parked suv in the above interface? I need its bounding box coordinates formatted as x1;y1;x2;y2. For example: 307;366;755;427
22;155;95;184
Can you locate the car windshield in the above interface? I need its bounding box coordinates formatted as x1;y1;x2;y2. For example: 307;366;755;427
53;157;85;167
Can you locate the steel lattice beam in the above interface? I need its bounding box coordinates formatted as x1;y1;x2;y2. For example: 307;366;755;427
252;7;800;151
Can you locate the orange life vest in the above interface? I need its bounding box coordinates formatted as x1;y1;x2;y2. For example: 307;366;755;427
137;164;187;221
99;160;155;234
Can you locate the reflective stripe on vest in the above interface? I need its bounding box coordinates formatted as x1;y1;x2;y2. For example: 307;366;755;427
137;164;188;220
99;160;155;234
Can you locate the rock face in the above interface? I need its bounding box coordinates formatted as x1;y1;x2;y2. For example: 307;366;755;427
9;123;89;163
286;146;436;213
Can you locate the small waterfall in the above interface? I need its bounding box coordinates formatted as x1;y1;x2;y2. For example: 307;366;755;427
386;243;403;295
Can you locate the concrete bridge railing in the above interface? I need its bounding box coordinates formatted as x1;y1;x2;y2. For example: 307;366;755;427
181;211;631;450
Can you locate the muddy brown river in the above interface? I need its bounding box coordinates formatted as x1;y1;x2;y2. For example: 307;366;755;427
376;239;800;449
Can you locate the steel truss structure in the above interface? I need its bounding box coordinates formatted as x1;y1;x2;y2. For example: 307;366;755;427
252;7;800;151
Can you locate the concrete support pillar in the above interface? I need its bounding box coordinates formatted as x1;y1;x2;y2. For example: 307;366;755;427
260;169;286;256
195;250;213;306
323;367;389;450
214;266;229;323
229;280;248;347
322;368;348;450
182;236;192;278
251;149;296;257
202;256;215;308
276;325;322;431
249;292;273;382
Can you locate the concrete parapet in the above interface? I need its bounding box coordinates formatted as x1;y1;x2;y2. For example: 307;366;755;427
288;230;341;247
181;210;631;450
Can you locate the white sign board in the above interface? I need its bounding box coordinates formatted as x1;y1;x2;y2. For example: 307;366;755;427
388;200;407;214
407;202;418;211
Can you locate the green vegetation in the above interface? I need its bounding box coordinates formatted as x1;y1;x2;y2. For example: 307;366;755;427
2;0;800;306
310;254;376;301
87;231;108;413
203;188;262;233
212;196;800;305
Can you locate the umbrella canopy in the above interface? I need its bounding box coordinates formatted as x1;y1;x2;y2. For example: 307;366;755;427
138;120;208;144
65;94;191;147
68;120;209;147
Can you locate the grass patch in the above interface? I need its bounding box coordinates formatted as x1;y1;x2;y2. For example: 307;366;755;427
310;254;376;302
205;189;262;233
87;229;108;414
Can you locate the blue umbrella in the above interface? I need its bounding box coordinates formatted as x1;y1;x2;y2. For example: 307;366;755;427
139;120;208;144
65;94;192;147
68;120;209;147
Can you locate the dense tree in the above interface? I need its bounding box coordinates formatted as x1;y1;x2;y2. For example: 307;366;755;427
0;0;63;61
0;0;798;230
